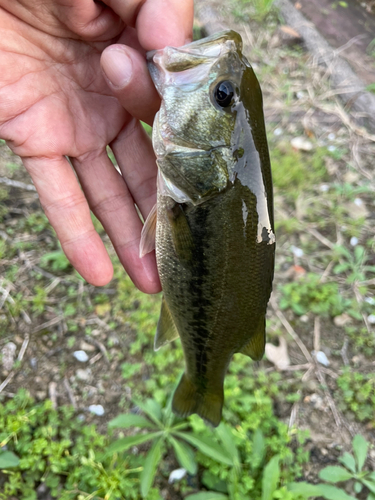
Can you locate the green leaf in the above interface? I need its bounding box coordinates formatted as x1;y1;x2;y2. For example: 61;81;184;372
318;466;353;483
354;481;363;494
368;472;375;481
140;438;163;498
168;436;197;475
108;414;155;430
261;455;280;500
107;431;162;454
252;428;266;469
215;423;240;465
339;452;356;473
185;493;228;500
0;451;20;469
288;482;323;497
175;432;233;466
362;479;375;495
134;399;163;427
367;492;375;500
352;434;368;472
316;484;357;500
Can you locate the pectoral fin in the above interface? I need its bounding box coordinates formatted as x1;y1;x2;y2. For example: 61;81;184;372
240;317;266;361
167;203;194;263
139;204;157;258
154;296;179;351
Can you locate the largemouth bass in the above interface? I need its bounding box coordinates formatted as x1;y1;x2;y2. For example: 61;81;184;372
141;30;275;427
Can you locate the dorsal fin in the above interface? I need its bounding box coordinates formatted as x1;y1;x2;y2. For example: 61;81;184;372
154;296;179;351
139;204;157;258
240;317;266;361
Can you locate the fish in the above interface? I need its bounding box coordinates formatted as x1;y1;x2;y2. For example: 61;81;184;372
140;30;275;427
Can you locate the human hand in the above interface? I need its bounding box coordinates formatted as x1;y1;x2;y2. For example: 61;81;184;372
0;0;193;292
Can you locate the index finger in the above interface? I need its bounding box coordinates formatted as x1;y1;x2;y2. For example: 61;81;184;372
103;0;194;49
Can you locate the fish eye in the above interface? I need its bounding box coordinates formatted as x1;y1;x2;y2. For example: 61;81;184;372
214;81;235;109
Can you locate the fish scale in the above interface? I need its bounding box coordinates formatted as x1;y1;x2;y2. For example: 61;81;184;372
142;30;275;426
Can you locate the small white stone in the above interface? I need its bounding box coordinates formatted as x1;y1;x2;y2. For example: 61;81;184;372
367;314;375;325
350;236;358;246
168;468;186;484
291;136;313;151
320;184;329;192
291;245;304;258
365;297;375;305
76;368;92;381
73;350;89;362
88;404;105;416
314;350;330;366
327;145;336;152
274;127;283;136
328;133;336;141
296;91;305;99
354;198;363;206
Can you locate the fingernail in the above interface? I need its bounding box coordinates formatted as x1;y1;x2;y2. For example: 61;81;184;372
101;47;133;88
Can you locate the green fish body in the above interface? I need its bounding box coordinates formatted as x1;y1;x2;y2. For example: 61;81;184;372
141;31;275;426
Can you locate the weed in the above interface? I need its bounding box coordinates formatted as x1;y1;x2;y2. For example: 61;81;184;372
40;249;71;272
337;369;375;424
0;389;142;500
289;434;375;499
279;273;345;316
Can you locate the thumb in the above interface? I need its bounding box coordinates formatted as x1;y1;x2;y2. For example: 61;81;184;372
100;44;160;126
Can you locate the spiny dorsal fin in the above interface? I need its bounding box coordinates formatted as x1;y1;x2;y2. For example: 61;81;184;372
139;203;157;258
166;203;194;263
154;296;179;351
240;317;266;361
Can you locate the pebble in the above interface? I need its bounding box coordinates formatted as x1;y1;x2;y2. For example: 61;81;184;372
168;468;186;484
334;313;351;327
310;393;324;409
367;314;375;325
274;127;283;136
320;184;329;192
79;341;96;352
76;368;92;381
327;145;336;152
88;404;105;416
291;245;304;258
328;133;336;141
73;350;89;362
365;297;375;305
314;350;330;366
350;236;358;246
291;136;313;151
1;342;16;371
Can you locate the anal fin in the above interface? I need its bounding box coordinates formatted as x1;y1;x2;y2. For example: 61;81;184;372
240;317;266;361
140;203;157;258
154;296;179;351
172;373;223;427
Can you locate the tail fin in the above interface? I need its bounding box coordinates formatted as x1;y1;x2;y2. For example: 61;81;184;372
172;373;223;427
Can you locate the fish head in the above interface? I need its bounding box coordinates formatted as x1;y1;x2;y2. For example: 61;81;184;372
148;30;260;204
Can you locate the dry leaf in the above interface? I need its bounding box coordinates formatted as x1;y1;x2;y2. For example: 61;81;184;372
280;25;301;39
265;337;290;370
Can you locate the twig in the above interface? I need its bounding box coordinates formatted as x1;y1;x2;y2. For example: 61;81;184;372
307;227;335;250
63;378;77;408
341;338;349;366
85;336;110;364
49;382;58;409
270;296;313;363
0;176;36;191
32;316;62;334
0;334;30;394
314;316;321;353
